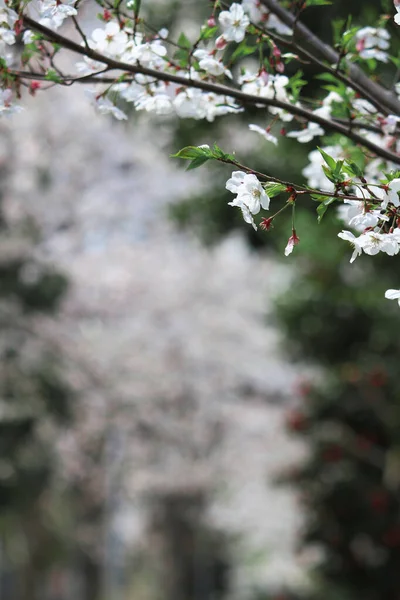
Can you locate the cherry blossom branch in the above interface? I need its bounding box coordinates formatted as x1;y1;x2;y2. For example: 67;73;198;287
217;0;391;116
9;66;392;135
19;15;400;165
9;69;122;85
259;0;400;116
71;14;90;50
254;24;390;116
218;156;366;202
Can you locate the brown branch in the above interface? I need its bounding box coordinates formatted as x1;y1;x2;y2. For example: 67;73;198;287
259;0;400;116
219;157;370;203
253;22;390;116
9;69;124;85
21;15;400;165
71;14;90;50
10;68;389;134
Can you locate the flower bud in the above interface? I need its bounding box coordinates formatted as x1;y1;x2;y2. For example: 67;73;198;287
284;229;300;256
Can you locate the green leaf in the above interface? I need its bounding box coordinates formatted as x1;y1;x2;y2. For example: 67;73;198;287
211;143;235;161
200;25;218;40
343;160;363;179
322;165;342;184
172;144;235;170
264;182;287;198
332;18;346;45
390;55;400;69
342;26;359;47
306;0;332;5
44;69;63;83
177;32;191;50
316;197;336;223
230;41;257;63
171;146;213;160
186;155;211;170
318;147;337;171
333;160;344;177
288;71;307;102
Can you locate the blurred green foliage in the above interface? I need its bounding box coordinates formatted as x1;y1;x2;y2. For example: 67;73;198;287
167;1;400;598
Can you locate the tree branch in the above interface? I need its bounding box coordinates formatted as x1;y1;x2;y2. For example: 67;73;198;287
254;23;390;116
21;15;400;165
259;0;400;116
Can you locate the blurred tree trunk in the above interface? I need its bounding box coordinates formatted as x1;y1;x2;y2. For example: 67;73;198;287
19;560;40;600
146;491;229;600
81;553;101;600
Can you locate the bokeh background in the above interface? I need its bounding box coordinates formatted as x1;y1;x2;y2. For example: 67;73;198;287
1;1;400;600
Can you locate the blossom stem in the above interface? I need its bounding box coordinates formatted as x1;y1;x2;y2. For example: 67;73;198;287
219;157;368;203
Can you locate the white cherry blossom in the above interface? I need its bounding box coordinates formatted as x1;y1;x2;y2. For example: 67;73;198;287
241;0;291;34
125;38;167;68
385;289;400;305
23;30;35;45
239;70;293;121
286;121;324;143
360;231;399;257
218;3;250;43
0;26;15;55
339;228;400;262
0;89;22;116
193;48;232;78
382;178;400;209
173;89;207;120
0;6;17;28
241;0;267;23
90;21;128;57
338;230;364;263
395;3;400;26
86;90;128;120
248;124;278;145
38;0;77;29
355;27;390;62
135;90;173;115
338;185;388;231
202;93;243;122
381;114;400;135
226;171;270;230
265;13;292;35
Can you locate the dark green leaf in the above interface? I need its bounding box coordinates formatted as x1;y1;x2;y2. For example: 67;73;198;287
318;147;337;171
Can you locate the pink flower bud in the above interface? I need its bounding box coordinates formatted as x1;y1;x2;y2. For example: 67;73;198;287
272;45;281;58
29;81;41;96
14;18;23;35
284;229;300;256
207;16;216;27
215;35;227;49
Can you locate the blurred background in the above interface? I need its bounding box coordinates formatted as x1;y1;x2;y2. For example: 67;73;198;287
2;1;400;600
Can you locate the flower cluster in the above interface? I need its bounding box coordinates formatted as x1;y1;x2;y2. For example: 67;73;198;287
355;27;390;63
0;0;399;302
226;171;270;230
38;0;77;30
0;5;16;64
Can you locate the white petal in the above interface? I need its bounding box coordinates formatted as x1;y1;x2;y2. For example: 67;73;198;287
384;289;400;300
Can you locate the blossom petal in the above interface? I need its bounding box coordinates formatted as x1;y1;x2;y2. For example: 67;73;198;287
385;289;400;300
